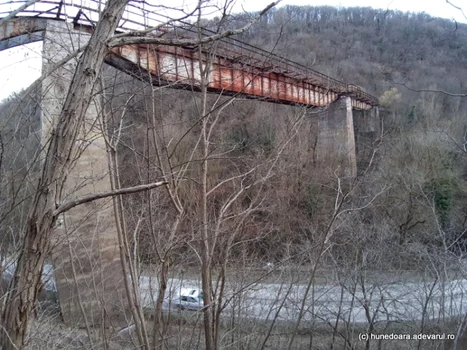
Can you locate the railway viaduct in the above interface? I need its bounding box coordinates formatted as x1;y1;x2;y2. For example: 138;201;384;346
0;0;379;325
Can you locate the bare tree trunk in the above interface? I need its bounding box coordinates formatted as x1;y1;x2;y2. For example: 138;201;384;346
0;0;128;348
107;136;150;349
200;89;215;350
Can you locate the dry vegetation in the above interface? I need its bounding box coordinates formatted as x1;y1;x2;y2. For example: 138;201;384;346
1;2;467;350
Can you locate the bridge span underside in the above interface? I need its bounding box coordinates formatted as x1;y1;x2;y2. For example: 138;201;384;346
107;44;373;110
0;16;377;110
0;12;379;327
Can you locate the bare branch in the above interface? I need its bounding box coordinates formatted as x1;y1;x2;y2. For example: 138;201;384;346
435;130;467;154
0;0;41;25
336;184;390;218
207;166;256;197
0;326;19;350
446;0;467;20
394;80;467;97
108;1;280;48
111;5;200;40
54;181;167;215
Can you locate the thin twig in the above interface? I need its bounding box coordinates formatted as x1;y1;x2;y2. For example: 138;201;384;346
54;181;167;215
394;81;467;98
108;1;280;48
0;0;41;25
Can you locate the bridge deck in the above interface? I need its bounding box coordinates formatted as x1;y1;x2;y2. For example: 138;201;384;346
0;0;378;109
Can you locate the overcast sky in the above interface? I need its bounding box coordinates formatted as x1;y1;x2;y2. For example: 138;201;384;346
0;0;465;101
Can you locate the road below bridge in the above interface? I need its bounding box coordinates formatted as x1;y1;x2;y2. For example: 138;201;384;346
140;274;467;324
3;260;466;325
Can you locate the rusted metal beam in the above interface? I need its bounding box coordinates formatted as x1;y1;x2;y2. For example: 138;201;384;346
0;31;43;50
111;43;360;108
0;9;378;109
0;17;47;46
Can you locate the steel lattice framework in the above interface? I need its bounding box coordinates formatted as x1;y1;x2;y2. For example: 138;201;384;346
0;0;378;109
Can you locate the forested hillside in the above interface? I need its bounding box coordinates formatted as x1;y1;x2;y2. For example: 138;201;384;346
114;6;467;267
218;5;467;262
241;6;467;98
106;8;467;347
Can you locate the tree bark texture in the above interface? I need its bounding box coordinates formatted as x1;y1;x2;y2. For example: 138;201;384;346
0;0;128;348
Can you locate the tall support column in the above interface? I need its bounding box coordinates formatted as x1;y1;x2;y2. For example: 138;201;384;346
41;20;127;326
317;96;357;177
353;106;380;173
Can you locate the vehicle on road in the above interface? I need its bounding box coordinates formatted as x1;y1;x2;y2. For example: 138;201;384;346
172;288;204;311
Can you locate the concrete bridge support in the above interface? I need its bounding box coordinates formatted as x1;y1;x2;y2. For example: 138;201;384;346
317;96;357;177
41;21;127;326
317;96;380;177
353;105;380;172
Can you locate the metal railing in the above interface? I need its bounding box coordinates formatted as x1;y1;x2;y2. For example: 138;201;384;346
0;0;379;106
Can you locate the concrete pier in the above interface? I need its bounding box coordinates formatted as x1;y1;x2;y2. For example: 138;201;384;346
41;20;127;326
317;96;357;177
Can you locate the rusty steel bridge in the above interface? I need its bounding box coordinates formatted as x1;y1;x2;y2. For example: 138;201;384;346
0;0;378;110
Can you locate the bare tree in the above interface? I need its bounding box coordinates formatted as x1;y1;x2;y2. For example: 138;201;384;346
0;0;279;348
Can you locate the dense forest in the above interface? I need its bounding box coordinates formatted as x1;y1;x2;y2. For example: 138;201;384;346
110;5;467;268
231;5;467;262
241;6;467;97
111;7;467;348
